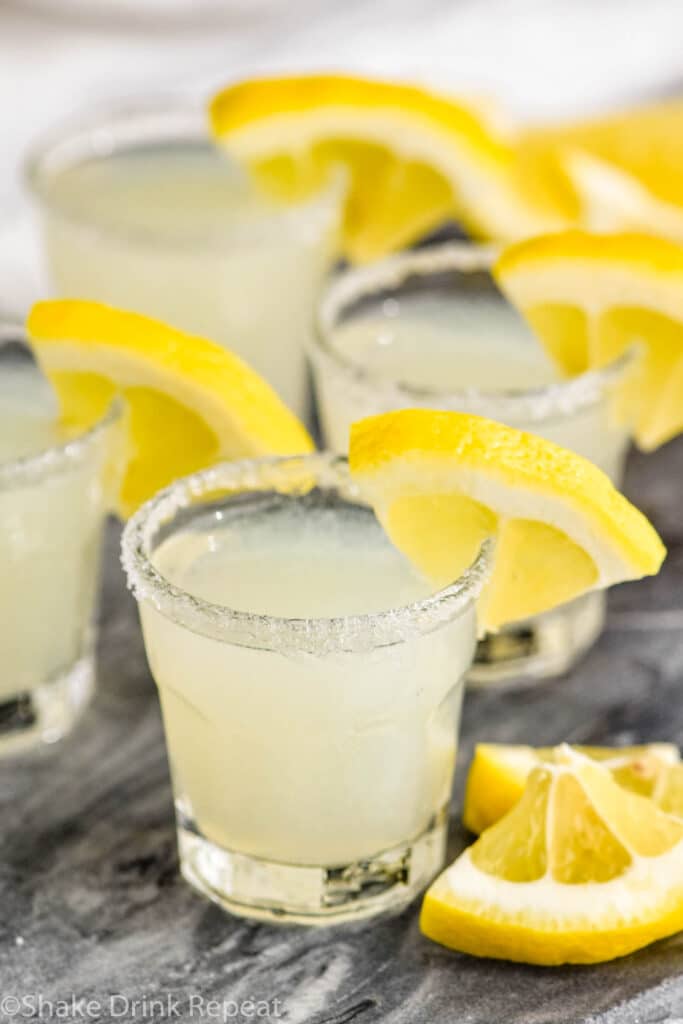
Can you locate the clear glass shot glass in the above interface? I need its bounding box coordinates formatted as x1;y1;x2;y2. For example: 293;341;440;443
121;452;490;925
311;242;634;687
24;100;343;421
0;333;121;754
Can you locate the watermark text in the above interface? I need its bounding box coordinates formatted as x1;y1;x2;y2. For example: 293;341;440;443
0;993;284;1021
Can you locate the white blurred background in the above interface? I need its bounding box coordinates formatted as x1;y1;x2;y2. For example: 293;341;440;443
1;0;681;315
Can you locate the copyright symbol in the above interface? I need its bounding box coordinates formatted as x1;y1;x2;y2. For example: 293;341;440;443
1;996;21;1017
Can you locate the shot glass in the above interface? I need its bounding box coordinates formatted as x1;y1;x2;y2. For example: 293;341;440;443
121;453;489;924
25;101;343;421
0;334;121;753
311;242;634;686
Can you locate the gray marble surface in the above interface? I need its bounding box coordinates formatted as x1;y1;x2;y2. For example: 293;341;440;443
1;437;682;1024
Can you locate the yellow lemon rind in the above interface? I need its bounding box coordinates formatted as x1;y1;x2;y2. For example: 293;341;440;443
349;409;666;584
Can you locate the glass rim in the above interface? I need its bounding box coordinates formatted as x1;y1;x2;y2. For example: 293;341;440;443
121;451;492;655
0;323;124;490
23;96;345;250
312;241;636;426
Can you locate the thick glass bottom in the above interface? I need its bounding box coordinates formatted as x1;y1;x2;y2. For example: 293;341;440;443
0;651;95;756
469;591;605;689
177;810;448;926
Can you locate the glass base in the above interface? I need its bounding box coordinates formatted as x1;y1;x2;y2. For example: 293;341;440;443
177;811;448;926
468;591;605;689
0;652;95;756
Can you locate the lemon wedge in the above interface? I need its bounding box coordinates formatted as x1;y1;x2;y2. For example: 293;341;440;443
495;230;683;450
516;98;683;239
463;742;682;835
421;747;683;965
26;300;313;516
349;409;665;630
209;74;566;262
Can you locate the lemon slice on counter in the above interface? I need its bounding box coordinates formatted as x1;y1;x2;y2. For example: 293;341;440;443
495;229;683;450
209;74;568;261
349;409;665;631
463;742;682;835
421;747;683;965
26;300;313;516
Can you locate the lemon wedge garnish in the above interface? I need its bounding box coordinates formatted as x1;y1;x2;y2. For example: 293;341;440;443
209;74;567;262
349;409;665;630
26;300;313;516
463;742;682;835
516;97;683;239
421;747;683;965
495;229;683;450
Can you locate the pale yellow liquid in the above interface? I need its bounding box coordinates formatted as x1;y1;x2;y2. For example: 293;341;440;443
319;293;629;479
141;499;475;865
334;292;557;391
40;139;339;418
0;356;110;700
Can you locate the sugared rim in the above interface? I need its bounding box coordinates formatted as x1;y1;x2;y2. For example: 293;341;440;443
121;452;492;655
23;97;345;248
312;241;636;426
0;324;123;490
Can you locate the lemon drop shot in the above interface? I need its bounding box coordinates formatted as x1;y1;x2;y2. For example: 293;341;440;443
0;329;120;753
122;453;490;925
121;406;663;925
313;243;635;685
17;295;313;756
25;102;342;420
